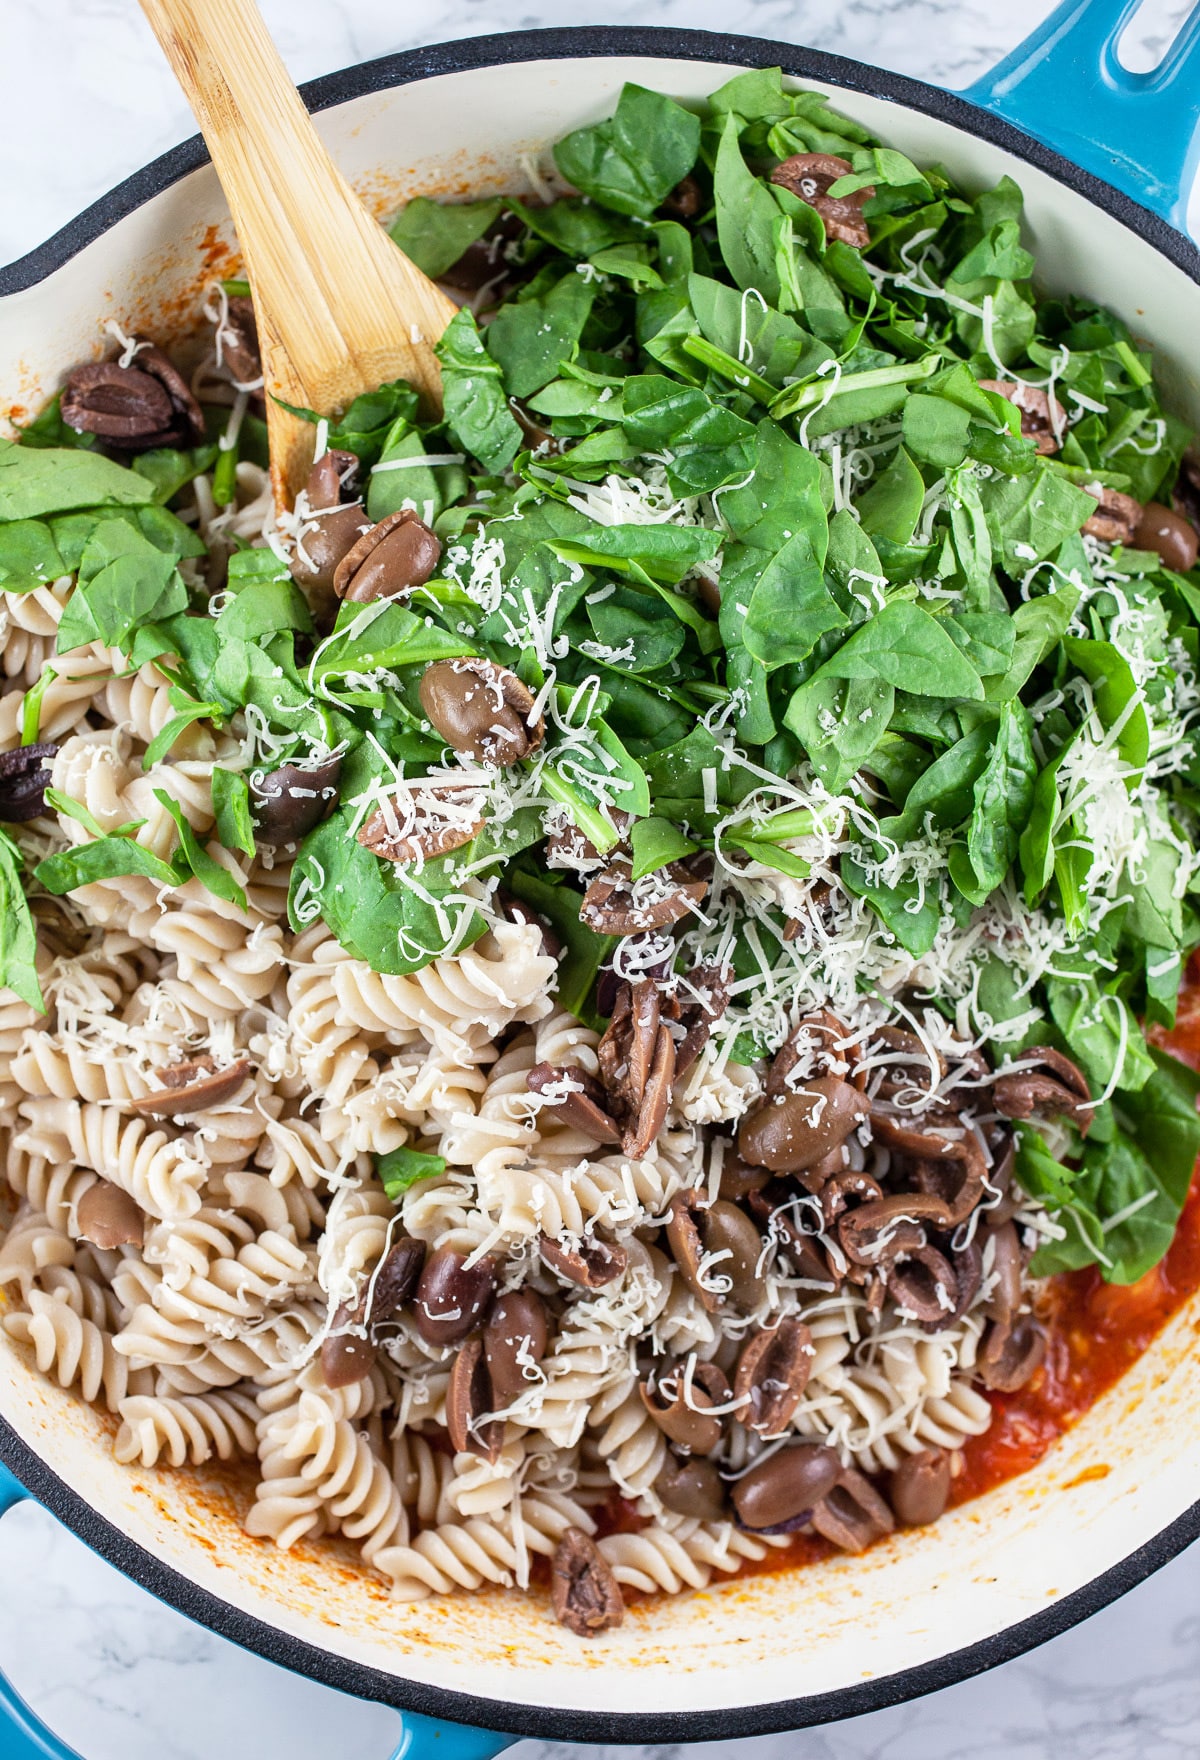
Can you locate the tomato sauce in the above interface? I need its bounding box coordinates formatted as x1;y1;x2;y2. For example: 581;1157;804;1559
952;961;1200;1505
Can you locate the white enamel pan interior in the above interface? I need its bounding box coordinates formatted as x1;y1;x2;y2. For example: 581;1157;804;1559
2;27;1200;1747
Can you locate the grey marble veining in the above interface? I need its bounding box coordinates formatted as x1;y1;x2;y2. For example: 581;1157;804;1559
2;0;1200;1754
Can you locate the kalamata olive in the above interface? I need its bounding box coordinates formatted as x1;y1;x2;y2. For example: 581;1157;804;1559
985;1221;1023;1328
136;343;206;445
673;963;731;1075
890;1449;951;1526
733;1318;814;1435
660;174;703;219
295;451;367;592
129;1055;252;1117
526;1063;622;1143
321;1301;376;1388
738;1077;869;1174
1134;501;1199;572
978;1314;1047;1391
0;743;57;822
581;860;707;935
446;1333;503;1461
1082;485;1142;544
484;1289;549;1407
539;1231;628;1288
701;1200;766;1310
639;1367;723;1455
887;1244;960;1328
978;379;1066;455
356;785;485;866
333;508;442;604
76;1181;144;1250
413;1246;497;1344
769;152;872;248
419;658;543;766
62;361;172;441
654;1455;727;1519
992;1045;1092;1136
551;1528;624;1636
717;1150;771;1202
732;1442;842;1530
250;754;343;847
811;1468;894;1552
369;1236;427;1322
220;294;262;386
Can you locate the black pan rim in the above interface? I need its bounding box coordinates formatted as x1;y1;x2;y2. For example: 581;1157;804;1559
2;19;1199;1745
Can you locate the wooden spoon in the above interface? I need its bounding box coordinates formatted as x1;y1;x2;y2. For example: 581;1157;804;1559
139;0;458;503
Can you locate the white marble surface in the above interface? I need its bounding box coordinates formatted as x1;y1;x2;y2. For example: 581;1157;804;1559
2;0;1200;1756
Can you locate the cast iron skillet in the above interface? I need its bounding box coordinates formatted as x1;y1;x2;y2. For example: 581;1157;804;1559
2;7;1200;1757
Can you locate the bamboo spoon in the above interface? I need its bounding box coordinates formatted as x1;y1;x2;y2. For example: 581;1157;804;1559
139;0;459;503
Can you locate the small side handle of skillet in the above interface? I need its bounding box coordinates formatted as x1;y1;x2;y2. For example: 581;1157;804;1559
964;0;1200;233
0;1461;513;1760
0;1461;82;1760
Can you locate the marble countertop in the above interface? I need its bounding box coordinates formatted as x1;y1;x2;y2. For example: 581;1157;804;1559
2;0;1199;1755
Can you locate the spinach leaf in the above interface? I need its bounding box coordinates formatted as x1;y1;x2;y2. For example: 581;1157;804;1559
742;530;845;669
1046;977;1156;1098
879;724;994;843
840;841;942;957
36;835;181;893
552;521;720;584
584;587;687;674
506;865;616;1021
979;465;1097;573
784;673;894;792
713;115;788;306
291;808;486;974
716;420;829;554
377;1145;447;1200
629;815;698;878
1062;636;1150;772
211;767;256;860
313;598;475;680
951;702;1037;902
56;519;186;655
809;601;985;699
487;273;597;398
0;520;66;592
152;789;247;910
553;84;701;218
619;375;757;494
276;381;420;470
0;829;43;1011
0;439;155;519
856;446;926;545
437;309;523;473
388;196;503;278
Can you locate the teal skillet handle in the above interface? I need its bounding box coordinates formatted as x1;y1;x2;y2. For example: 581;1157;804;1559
962;0;1200;233
0;1461;512;1760
0;1461;83;1760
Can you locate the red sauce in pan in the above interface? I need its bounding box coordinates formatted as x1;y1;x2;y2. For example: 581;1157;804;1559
951;959;1200;1506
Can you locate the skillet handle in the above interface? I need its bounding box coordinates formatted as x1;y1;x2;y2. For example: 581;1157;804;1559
1;1461;511;1760
0;1462;84;1760
386;1716;512;1760
962;0;1200;232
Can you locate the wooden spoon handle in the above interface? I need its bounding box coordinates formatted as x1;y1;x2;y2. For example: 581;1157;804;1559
139;0;458;496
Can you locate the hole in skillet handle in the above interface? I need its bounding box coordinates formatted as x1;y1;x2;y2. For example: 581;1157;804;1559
962;0;1200;236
